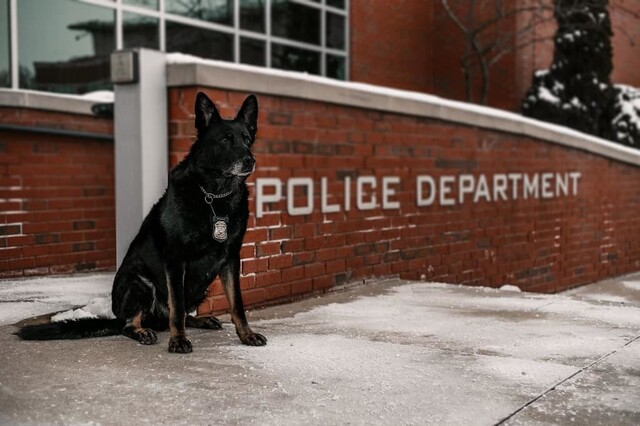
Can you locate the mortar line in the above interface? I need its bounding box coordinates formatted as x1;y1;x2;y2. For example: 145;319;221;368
493;333;640;426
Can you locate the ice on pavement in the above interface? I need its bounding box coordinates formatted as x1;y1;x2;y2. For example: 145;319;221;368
224;282;640;424
1;274;639;424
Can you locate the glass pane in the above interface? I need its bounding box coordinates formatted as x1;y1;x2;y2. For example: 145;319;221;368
240;0;265;33
271;0;320;46
123;13;159;49
271;43;320;75
18;0;114;94
326;12;345;50
0;0;9;87
166;0;233;26
327;0;345;9
240;38;265;66
326;54;345;80
166;21;233;61
124;0;158;9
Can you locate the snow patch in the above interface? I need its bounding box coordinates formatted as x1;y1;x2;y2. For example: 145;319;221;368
51;296;115;322
621;280;640;291
537;86;561;105
80;90;114;103
499;284;522;292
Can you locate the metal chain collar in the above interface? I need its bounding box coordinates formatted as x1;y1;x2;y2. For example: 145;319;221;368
199;185;232;203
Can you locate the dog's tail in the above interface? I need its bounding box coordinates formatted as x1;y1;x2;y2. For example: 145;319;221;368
14;318;125;340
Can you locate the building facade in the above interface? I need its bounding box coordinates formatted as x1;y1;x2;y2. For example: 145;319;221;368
1;0;637;109
1;0;640;306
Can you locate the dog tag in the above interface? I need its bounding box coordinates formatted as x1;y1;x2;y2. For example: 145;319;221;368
212;218;228;242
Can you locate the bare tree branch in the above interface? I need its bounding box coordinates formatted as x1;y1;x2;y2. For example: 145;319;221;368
437;0;638;105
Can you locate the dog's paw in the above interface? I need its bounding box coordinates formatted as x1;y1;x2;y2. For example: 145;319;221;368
186;315;223;330
239;331;267;347
168;336;193;353
138;329;158;345
202;317;223;330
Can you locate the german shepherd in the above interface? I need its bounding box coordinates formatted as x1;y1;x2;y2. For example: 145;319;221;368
16;92;266;353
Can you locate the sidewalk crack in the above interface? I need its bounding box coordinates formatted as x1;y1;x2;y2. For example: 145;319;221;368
493;333;640;425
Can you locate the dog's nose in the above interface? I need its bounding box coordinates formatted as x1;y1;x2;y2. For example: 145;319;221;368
244;156;256;168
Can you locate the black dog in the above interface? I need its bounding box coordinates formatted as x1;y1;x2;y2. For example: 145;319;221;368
16;92;266;353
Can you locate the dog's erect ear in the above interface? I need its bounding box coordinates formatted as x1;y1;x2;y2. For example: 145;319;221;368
195;92;221;136
236;94;258;139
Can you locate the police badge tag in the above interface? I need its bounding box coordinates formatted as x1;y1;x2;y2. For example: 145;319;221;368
212;217;228;242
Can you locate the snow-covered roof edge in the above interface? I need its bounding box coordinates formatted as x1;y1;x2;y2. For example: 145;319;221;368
0;88;114;116
166;53;640;168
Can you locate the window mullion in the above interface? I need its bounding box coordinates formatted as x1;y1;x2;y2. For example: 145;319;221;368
265;0;272;68
9;0;17;89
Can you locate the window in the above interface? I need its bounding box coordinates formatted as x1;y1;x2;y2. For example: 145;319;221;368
240;0;265;33
272;43;320;75
165;0;233;26
271;1;320;45
18;0;115;94
240;37;266;66
166;21;233;61
123;13;159;50
5;0;349;94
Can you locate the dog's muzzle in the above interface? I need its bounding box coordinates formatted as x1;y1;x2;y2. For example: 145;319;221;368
229;157;256;176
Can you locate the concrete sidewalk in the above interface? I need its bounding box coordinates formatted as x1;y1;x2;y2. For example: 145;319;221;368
1;275;640;425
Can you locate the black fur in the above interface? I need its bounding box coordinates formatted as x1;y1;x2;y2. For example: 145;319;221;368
15;318;124;340
15;93;267;353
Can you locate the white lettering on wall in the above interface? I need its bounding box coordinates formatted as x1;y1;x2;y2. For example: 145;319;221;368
357;176;377;210
321;177;340;213
254;172;583;218
382;176;401;210
287;178;314;216
459;174;475;204
256;178;282;218
417;175;436;207
439;176;455;206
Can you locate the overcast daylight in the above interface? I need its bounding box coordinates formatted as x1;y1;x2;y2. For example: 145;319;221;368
1;0;640;425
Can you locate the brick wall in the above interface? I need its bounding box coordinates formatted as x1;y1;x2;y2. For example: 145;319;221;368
0;107;115;277
169;87;640;316
349;0;434;94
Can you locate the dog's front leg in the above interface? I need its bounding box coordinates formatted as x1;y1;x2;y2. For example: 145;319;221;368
166;262;192;353
221;259;267;346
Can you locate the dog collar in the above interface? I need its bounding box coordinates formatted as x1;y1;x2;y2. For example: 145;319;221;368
199;185;232;201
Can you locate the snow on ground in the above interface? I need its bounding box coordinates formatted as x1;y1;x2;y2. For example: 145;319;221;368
242;283;640;363
223;282;640;424
622;280;640;291
0;273;113;326
1;275;639;423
